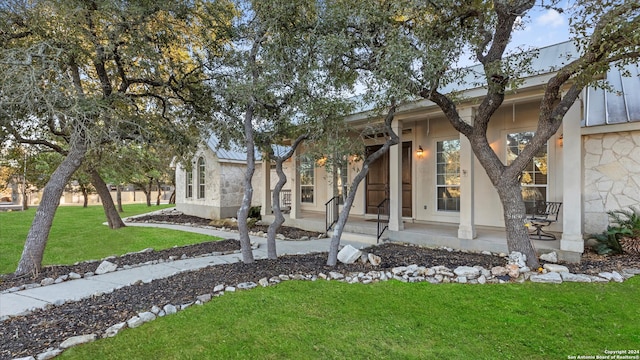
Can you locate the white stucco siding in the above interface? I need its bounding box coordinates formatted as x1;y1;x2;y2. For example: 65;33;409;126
583;130;640;234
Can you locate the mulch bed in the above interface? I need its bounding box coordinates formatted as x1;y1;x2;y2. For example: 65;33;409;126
1;213;638;359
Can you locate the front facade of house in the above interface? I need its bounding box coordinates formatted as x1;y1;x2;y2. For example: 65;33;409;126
257;42;640;262
174;41;639;261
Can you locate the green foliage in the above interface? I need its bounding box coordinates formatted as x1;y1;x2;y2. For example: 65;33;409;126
60;279;640;359
0;204;219;274
248;206;261;220
589;206;640;255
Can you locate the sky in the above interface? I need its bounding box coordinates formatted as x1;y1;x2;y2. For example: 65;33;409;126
510;5;571;51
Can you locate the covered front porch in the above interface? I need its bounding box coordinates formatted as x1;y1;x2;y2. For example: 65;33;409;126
261;210;574;261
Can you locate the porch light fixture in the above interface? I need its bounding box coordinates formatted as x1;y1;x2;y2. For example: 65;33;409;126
416;146;424;158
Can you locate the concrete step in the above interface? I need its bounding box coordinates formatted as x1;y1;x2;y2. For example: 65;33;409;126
328;231;380;245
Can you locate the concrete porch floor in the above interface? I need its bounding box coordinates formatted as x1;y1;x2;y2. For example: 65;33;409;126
262;210;579;262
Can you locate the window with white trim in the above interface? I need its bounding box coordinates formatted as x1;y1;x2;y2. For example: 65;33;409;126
186;168;193;199
506;131;548;211
436;139;460;211
197;157;205;199
337;161;348;205
300;158;314;203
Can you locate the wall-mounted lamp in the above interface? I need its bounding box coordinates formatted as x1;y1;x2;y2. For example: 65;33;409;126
416;145;424;158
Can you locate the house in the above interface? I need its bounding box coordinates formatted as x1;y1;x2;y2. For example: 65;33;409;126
174;41;639;262
252;41;640;262
174;135;295;219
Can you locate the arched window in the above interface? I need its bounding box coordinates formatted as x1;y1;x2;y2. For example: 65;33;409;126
186;169;193;199
197;157;205;199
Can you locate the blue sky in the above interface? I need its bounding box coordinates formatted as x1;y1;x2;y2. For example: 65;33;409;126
510;5;571;50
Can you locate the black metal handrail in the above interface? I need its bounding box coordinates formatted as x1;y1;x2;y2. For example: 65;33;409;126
377;198;390;243
325;195;340;231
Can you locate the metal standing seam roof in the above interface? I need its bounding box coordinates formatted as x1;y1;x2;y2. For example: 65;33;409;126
206;134;291;162
584;63;640;127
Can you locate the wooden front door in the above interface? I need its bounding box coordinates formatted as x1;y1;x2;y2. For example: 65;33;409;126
366;145;388;214
402;142;412;217
365;142;412;217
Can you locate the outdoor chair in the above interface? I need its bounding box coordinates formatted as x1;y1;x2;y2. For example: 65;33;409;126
526;201;562;240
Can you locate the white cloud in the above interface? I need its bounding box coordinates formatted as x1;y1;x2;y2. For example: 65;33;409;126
536;9;565;28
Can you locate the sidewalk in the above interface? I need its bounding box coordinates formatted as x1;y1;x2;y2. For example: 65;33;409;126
0;222;371;319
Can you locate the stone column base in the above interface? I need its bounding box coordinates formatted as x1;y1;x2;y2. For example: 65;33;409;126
458;225;477;240
560;233;585;253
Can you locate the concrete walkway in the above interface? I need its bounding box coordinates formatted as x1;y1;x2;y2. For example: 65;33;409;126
0;222;370;319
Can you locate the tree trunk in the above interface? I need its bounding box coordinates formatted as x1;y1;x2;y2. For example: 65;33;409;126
15;142;87;276
80;184;89;207
237;104;256;264
496;178;541;269
116;185;123;212
145;177;153;206
156;179;162;206
266;159;286;259
266;134;307;259
21;183;29;210
90;168;125;229
327;162;372;266
327;103;398;266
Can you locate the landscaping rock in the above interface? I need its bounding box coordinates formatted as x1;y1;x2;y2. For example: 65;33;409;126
598;271;624;282
104;322;127;338
506;264;520;278
40;278;55;286
453;266;480;279
36;349;62;360
508;252;527;268
237;282;257;290
540;251;558;263
368;253;382;266
126;316;144;329
491;266;508;276
530;272;562;284
560;273;592;283
196;294;212;303
59;334;97;349
543;264;569;273
95;261;117;275
337;245;362;264
163;304;177;315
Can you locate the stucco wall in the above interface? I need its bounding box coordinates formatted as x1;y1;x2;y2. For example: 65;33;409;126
583;130;640;234
175;147;222;219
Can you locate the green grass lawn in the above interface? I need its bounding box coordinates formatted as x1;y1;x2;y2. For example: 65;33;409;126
0;204;219;274
61;278;640;360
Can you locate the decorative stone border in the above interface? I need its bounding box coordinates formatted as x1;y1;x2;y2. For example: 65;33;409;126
1;244;258;295
11;252;640;360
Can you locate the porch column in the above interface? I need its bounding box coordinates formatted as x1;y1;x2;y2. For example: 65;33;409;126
389;118;404;231
458;107;476;239
289;148;301;219
260;156;271;217
560;96;584;253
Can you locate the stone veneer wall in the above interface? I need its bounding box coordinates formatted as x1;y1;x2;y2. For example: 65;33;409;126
583;130;640;234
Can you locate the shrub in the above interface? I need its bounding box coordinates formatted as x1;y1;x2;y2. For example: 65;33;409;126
589;206;640;255
248;206;262;220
